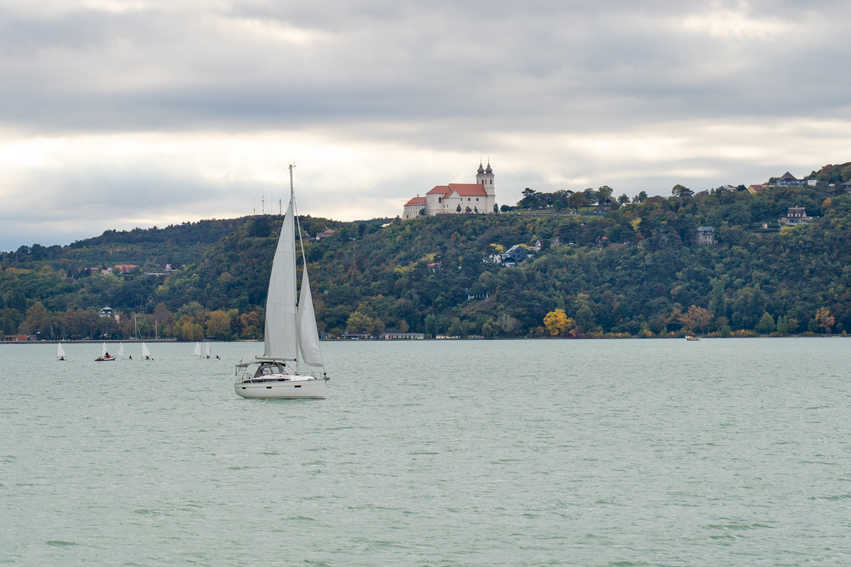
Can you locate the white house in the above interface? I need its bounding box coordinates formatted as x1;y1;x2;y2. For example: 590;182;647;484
402;163;497;219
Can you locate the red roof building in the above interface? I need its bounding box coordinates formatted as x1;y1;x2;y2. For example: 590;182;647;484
404;196;427;207
402;163;497;219
447;183;488;197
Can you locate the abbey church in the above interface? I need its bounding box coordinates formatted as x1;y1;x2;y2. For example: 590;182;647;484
402;162;497;219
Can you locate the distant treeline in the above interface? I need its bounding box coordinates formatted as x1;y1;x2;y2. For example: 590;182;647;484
3;164;851;340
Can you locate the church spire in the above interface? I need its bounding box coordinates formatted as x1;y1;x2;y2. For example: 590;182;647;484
477;162;485;174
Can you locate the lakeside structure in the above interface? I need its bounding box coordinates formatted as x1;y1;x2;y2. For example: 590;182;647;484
402;162;497;219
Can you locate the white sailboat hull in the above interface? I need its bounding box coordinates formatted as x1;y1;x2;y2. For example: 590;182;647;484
234;375;327;399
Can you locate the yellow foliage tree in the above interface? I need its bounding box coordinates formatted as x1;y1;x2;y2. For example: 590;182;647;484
543;309;569;336
814;306;835;334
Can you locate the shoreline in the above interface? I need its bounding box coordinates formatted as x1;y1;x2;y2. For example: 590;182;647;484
1;335;846;345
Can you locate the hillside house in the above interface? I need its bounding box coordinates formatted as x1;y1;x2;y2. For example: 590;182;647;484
780;206;812;225
315;229;338;240
113;264;139;274
696;226;715;245
769;172;806;187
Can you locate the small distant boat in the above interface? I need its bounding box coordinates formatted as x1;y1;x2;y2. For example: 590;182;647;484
685;335;699;341
118;343;125;358
95;343;116;361
141;343;153;360
234;164;328;399
57;343;66;361
194;342;202;357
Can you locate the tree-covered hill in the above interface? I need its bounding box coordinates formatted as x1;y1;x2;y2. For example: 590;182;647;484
2;178;850;340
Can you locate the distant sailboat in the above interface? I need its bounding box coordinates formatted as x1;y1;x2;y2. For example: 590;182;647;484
142;343;153;360
194;342;202;357
95;343;115;362
234;164;328;399
57;343;66;361
118;343;125;358
204;342;211;359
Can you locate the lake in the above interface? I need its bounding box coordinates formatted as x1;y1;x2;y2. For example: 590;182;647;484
1;338;849;565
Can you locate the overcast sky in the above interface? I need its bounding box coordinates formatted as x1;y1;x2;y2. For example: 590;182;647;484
2;0;851;250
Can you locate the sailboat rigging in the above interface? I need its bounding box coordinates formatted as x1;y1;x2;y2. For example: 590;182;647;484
234;164;329;399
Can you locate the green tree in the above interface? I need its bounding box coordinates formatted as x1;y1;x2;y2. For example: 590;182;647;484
755;312;775;334
672;184;694;199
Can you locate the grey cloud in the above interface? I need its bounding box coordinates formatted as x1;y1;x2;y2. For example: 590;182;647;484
2;1;851;137
2;1;851;250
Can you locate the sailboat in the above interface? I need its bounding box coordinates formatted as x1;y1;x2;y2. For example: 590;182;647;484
204;342;211;359
234;164;328;399
141;343;153;360
118;343;125;358
57;343;66;361
194;342;202;357
95;343;116;361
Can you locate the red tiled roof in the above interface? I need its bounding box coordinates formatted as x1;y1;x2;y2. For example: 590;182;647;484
404;196;427;207
426;185;450;195
448;183;487;197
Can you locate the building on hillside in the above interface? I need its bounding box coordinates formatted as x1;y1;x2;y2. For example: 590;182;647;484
382;332;425;340
402;196;427;219
113;264;139;274
315;228;338;240
402;162;497;219
769;171;806;187
780;206;812;225
696;226;715;246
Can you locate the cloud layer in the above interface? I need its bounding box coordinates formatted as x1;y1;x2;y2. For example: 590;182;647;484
2;0;851;249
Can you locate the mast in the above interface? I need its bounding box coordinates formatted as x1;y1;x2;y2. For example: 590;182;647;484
262;163;298;361
289;163;295;202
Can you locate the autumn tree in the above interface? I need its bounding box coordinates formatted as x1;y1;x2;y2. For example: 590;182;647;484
814;307;835;334
206;310;232;339
18;301;52;337
543;309;569;336
677;305;712;333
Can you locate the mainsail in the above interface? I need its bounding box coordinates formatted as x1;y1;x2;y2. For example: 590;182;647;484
263;195;298;360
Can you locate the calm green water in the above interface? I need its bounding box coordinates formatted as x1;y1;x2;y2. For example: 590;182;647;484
1;338;849;566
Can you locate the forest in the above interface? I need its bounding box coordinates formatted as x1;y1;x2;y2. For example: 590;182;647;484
2;162;851;340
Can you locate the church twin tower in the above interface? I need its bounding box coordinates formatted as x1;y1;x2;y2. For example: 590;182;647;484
402;162;497;219
475;161;496;197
